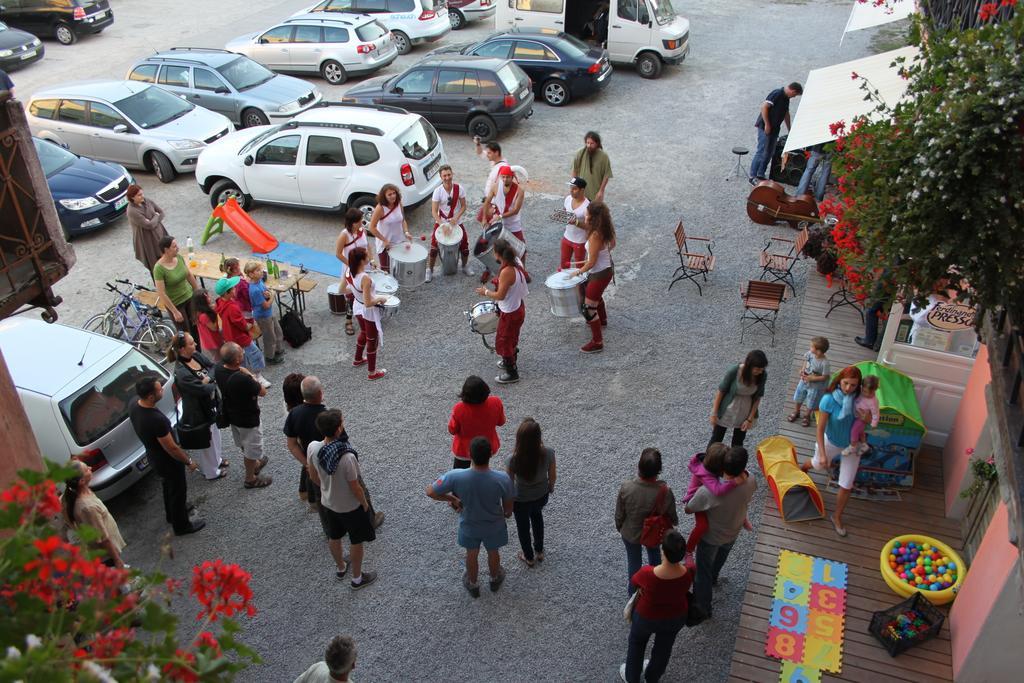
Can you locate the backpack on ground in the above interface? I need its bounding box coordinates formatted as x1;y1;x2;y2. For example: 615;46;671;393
281;311;312;348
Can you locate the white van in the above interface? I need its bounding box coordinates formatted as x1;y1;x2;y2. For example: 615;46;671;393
496;0;689;79
0;318;177;500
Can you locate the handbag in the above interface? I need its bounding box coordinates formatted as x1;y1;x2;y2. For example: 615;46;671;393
639;484;673;548
623;589;641;623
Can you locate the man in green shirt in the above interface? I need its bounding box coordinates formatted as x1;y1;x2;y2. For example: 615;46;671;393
571;131;612;203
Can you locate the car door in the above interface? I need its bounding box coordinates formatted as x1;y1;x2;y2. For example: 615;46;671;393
298;133;350;208
511;39;559;86
287;24;323;73
432;69;475;129
156;64;192;100
243;133;301;204
191;67;239;122
87;101;138;166
53;99;94;155
609;0;651;62
382;68;434;119
250;25;294;71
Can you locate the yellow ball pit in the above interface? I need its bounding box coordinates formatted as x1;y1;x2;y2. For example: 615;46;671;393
880;534;966;605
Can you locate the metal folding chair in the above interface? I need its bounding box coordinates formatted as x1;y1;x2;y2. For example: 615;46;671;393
758;226;809;296
740;280;787;347
668;219;716;295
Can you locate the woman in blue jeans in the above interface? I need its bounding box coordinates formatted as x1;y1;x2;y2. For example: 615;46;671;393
507;418;556;567
615;448;679;595
620;529;693;683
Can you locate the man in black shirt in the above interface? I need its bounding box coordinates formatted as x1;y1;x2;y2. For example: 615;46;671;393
749;82;803;183
128;375;205;535
215;342;272;489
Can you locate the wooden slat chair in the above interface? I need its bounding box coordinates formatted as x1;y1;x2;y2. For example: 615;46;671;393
740;280;786;346
758;226;809;296
668;219;716;295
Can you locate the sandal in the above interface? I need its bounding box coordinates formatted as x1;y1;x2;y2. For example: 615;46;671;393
801;414;811;427
244;475;273;489
254;456;269;475
219;459;230;468
517;551;535;568
335;562;349;580
786;411;800;423
829;515;848;538
345;319;355;336
206;471;228;481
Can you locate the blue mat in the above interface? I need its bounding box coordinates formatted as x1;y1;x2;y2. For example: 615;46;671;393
265;241;338;277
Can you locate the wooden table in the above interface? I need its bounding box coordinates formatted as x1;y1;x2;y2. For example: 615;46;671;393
187;250;317;324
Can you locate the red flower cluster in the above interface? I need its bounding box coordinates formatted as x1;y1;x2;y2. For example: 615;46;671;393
190;559;256;622
981;0;1018;20
828;120;847;137
163;649;199;683
194;630;223;657
75;627;136;661
1;480;61;523
14;535;129;608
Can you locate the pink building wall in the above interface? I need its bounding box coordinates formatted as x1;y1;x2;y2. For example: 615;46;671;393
942;345;990;512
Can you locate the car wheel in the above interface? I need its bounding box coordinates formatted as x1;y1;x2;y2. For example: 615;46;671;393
320;60;347;85
54;22;77;45
392;31;411;55
450;10;466;30
209;179;250;210
241;107;269;128
147;151;176;183
636;52;663;79
467;115;497;142
542;79;570;107
350;195;376;225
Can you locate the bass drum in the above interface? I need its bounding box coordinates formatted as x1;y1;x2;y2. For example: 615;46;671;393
466;300;499;335
388;242;428;288
327;283;347;315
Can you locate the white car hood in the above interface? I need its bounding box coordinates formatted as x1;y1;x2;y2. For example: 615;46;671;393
148;106;230;141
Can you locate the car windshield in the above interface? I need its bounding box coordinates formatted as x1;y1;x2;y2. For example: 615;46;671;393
33;138;77;177
648;0;677;25
356;22;387;42
217;56;275;91
240;125;286;154
114;86;194;129
394;118;438;161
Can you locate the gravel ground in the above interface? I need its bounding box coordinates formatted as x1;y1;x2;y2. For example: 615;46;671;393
11;0;887;680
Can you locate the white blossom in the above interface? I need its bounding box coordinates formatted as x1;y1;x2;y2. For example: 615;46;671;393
82;661;118;683
5;646;20;659
24;635;41;650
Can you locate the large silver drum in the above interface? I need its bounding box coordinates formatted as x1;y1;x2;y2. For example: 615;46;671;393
435;222;463;275
387;242;428;289
377;295;401;321
545;270;586;318
466;301;499;335
369;270;399;295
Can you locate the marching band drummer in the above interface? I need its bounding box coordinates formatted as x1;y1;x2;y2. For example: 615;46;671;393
560;176;590;271
426;165;473;282
368;184;412;273
349;247;389;381
335;207;374;337
569;202;616;354
475;240;528;385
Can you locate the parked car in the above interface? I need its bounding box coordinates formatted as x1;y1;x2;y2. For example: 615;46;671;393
26;81;233;183
343;55;533;141
34;136;132;238
224;14;396;86
0;21;43;71
0;317;177;500
448;0;495;31
126;48;322;128
196;102;446;218
430;27;611;106
0;0;113;46
293;0;450;55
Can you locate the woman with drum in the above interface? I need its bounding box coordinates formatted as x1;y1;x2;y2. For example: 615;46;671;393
560;176;590;270
569;202;616;354
427;165;472;282
349;247;390;381
335;207;373;336
475;240;528;385
368;184;411;273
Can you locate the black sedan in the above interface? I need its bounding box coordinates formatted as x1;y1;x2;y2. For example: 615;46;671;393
0;21;43;71
428;27;611;107
34;137;132;238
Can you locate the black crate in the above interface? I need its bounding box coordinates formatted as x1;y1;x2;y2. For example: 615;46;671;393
869;593;945;657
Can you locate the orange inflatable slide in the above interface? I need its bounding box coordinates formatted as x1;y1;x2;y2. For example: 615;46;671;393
200;197;279;253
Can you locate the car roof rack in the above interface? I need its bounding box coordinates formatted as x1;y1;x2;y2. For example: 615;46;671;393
285;14;367;26
168;47;234;53
280;120;385;137
311;100;408;116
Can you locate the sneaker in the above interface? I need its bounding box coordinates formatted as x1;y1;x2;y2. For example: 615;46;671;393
495;369;519;384
618;661;651;683
425;268;433;283
352;358;368;367
581;340;604;354
462;572;480;599
462;263;474;276
174;519;206;536
368;369;387;381
266;356;284;366
496;358;506;369
335;562;349;580
350;570;378;591
535;551;545;563
257;376;272;389
489;567;506;593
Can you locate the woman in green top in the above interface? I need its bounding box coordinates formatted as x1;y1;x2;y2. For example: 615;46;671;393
709;350;768;449
153;235;199;336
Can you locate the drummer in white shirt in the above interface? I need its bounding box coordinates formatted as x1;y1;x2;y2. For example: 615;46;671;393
560;176;590;271
368;184;412;273
426;165;473;282
474;138;510;224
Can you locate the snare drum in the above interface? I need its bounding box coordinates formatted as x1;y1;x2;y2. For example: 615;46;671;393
377;295;401;321
327;283;347;315
435;222;464;276
497;227;526;258
369;270;399;296
545;271;586;318
388;242;428;288
467;301;499;335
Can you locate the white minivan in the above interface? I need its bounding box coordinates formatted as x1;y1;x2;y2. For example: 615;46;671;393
0;318;177;500
496;0;689;79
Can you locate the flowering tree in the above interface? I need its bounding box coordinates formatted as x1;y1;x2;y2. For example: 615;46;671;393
830;1;1024;314
0;464;259;681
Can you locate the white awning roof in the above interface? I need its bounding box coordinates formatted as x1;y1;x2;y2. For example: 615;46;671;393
783;46;919;152
843;0;916;33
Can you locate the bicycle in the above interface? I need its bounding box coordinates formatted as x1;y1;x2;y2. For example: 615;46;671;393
82;280;177;360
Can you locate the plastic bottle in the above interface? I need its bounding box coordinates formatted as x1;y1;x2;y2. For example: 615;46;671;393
186;236;195;258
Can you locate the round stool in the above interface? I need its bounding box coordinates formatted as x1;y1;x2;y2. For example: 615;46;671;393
726;146;749;181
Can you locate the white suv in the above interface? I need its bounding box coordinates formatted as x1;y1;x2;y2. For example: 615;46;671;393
195;102;446;217
295;0;451;55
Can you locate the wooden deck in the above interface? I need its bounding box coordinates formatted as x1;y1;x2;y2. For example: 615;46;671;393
728;271;960;683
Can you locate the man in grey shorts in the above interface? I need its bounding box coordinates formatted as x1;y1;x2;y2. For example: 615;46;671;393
215;342;272;489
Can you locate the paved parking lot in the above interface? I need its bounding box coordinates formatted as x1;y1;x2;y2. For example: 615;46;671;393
10;0;885;680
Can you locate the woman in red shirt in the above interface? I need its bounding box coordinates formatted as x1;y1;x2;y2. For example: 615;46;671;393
448;375;506;469
622;529;693;683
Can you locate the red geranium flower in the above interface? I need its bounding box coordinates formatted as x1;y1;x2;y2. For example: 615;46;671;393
163;650;199;683
979;2;999;19
190;560;256;622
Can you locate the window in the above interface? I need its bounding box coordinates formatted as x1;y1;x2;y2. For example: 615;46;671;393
351;140;380;166
515;0;563;13
57;99;88;124
128;64;158;83
115;86;193;129
89;103;127;130
158;65;190;88
617;0;637;21
513;42;557;60
293;25;322;43
638;0;650;24
260;26;294;44
193;69;225;92
471;40;512;59
436;70;471;95
324;26;350;43
321;0;355;9
255;135;300;165
394;119;438;161
386;0;415;10
496;64;524;94
357;0;388;11
305;135;346;166
29;99;59;120
477;74;502;96
394;69;434;95
356;22;386;41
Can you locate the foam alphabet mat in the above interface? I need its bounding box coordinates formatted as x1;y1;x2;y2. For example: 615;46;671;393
766;550;848;681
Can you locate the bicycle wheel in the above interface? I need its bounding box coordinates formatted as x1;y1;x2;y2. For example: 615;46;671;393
133;321;176;360
82;312;115;337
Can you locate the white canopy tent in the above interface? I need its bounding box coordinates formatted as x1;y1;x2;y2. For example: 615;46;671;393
783;46;919;153
843;0;916;34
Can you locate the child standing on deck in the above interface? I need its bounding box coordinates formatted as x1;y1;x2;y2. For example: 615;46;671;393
787;336;831;427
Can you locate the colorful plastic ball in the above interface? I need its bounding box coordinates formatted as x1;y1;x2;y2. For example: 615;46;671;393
948;562;956;570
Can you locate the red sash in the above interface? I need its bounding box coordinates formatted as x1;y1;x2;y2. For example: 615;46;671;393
438;183;460;221
503;182;519;214
381;203;400;221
